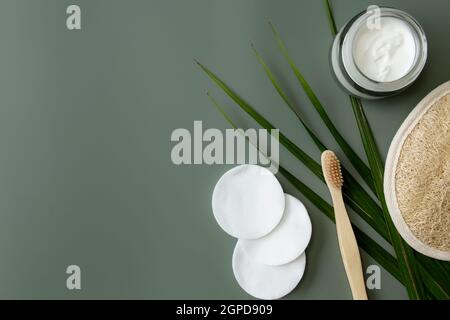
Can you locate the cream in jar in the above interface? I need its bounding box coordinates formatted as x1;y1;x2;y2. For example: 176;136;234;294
331;7;427;99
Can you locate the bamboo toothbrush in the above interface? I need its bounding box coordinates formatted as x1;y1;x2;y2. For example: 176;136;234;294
321;150;368;300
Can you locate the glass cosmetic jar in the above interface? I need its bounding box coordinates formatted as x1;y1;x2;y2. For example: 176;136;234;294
330;7;427;99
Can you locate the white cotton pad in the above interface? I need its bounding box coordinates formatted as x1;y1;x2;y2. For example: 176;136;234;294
232;242;306;300
240;194;311;266
212;165;285;239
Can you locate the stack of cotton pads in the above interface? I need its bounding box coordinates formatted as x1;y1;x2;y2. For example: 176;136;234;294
212;164;312;299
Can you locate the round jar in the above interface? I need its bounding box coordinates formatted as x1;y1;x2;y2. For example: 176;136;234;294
331;7;427;99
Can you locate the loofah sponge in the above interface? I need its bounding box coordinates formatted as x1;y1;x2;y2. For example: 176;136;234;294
385;81;450;261
395;94;450;252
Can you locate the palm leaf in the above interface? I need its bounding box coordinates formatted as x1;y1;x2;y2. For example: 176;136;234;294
197;60;388;238
324;0;338;35
280;165;404;284
268;22;377;194
251;46;391;241
251;44;326;151
349;97;426;299
417;263;450;300
202;63;449;299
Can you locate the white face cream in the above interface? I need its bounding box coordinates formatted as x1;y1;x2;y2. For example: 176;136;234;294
353;17;416;82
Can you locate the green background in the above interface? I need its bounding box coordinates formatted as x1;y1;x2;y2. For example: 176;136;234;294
0;0;448;299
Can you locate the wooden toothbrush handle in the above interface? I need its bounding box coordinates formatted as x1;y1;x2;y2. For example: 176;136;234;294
331;189;368;300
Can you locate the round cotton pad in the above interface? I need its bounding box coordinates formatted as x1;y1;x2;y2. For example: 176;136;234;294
212;165;285;239
240;194;311;266
232;242;306;300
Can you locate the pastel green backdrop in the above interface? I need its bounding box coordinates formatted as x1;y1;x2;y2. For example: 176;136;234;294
0;0;448;299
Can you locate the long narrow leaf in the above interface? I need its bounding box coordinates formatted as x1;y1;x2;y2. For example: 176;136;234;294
417;263;450;300
197;60;388;239
280;165;403;284
252;46;390;242
350;97;426;299
269;22;377;194
324;0;338;35
197;59;322;178
252;44;326;151
416;254;450;283
415;254;450;298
